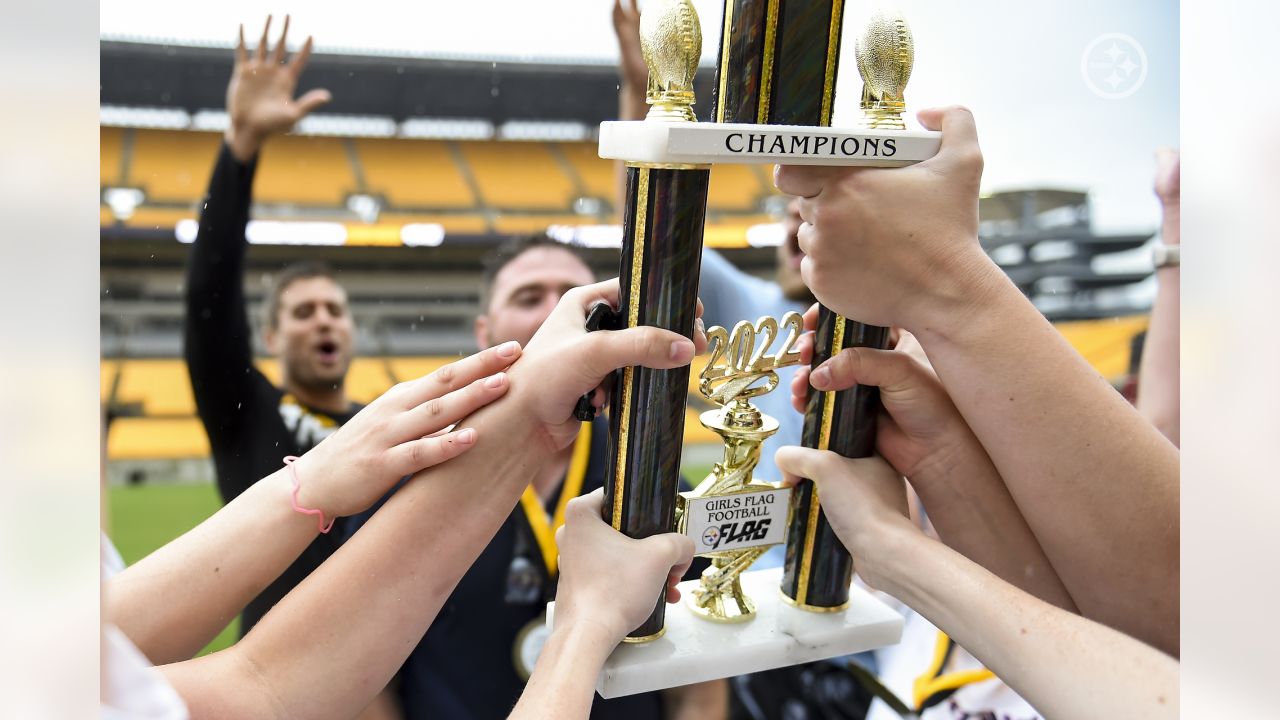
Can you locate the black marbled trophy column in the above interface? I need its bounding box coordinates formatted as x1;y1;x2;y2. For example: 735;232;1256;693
710;0;891;610
604;164;710;641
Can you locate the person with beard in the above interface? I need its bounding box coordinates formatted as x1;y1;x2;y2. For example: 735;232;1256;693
183;16;357;638
348;234;726;720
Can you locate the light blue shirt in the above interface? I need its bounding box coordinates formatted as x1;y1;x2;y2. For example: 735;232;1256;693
697;249;809;569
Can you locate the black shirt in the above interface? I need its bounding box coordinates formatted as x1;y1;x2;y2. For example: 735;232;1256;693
347;416;708;720
184;143;360;635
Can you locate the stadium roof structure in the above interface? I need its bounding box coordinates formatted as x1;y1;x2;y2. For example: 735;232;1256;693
100;40;719;127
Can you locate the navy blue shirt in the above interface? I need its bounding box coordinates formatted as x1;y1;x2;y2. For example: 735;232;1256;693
347;416;707;719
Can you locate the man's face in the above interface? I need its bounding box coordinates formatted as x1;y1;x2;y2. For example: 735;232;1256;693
266;276;355;392
476;247;595;349
775;197;815;304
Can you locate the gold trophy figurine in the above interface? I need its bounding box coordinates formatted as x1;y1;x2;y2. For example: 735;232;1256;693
676;313;805;622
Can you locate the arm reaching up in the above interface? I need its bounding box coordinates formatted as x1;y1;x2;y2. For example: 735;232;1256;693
775;106;1179;655
509;489;695;720
156;280;704;719
774;449;1178;720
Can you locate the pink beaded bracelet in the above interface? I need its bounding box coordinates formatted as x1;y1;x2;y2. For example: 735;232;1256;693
283;455;335;534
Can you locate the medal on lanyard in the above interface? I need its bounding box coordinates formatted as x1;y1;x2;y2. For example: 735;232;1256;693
511;423;592;680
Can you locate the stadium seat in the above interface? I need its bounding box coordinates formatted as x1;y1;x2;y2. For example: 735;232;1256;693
387;357;455;385
557;142;616;205
102;360;120;404
344;359;396;404
707;164;767;213
126;207;197;230
101;127;125;186
128;129;221;204
379;212;491;236
1056;315;1149;380
355;138;476;209
492;214;586;235
255;135;357;206
115;359;197;416
457;141;576;211
107;417;210;460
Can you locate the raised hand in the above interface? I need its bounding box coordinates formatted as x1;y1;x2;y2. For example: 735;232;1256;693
774;106;993;331
507;278;705;451
291;342;522;520
225;15;332;162
552;489;695;643
612;0;648;95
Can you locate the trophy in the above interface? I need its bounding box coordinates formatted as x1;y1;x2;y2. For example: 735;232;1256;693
552;0;942;697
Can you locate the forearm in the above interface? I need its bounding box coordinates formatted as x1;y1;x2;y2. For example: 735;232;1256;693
165;397;556;719
882;534;1178;720
105;468;318;664
615;82;647;219
184;143;258;426
509;620;616;720
1138;205;1180;446
913;258;1180;653
662;679;728;720
909;438;1076;612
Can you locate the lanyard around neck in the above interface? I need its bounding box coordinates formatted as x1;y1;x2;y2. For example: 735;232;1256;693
912;630;996;711
517;422;591;578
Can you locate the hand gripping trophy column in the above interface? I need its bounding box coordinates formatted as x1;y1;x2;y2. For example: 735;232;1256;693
564;0;942;698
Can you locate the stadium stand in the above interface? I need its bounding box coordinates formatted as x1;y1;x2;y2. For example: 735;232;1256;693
356;138;477;209
100;40;1155;474
255;135;358;207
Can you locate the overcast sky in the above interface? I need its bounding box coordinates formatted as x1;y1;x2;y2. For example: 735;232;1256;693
100;0;1179;233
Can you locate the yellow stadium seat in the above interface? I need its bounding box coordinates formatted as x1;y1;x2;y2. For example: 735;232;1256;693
355;138;476;209
115;359;196;416
129;130;221;204
102;360;120;404
344;359;395;404
126;207;196;230
458;141;576;211
387;357;457;385
102;127;125;186
1056;315;1149;381
704;214;776;249
558;142;616;203
107;417;210;460
707;164;766;213
492;214;586;235
255;135;357;206
379;212;491;236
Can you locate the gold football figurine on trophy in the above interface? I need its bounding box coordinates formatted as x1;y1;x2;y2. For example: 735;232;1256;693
676;312;805;622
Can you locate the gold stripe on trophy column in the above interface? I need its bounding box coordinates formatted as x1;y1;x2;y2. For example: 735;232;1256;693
715;0;735;123
820;0;845;126
756;0;781;123
612;168;650;531
796;313;847;604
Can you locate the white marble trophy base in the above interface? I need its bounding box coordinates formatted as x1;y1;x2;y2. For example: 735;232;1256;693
546;566;903;699
598;120;941;167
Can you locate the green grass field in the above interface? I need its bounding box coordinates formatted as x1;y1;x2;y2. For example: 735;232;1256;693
106;461;719;657
107;483;240;655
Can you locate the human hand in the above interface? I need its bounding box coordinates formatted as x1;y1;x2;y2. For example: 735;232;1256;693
612;0;648;94
225;16;332;162
1154;148;1180;216
509;278;705;451
774;107;998;330
291;342;521;520
789;306;982;484
552;489;695;642
774;449;920;591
